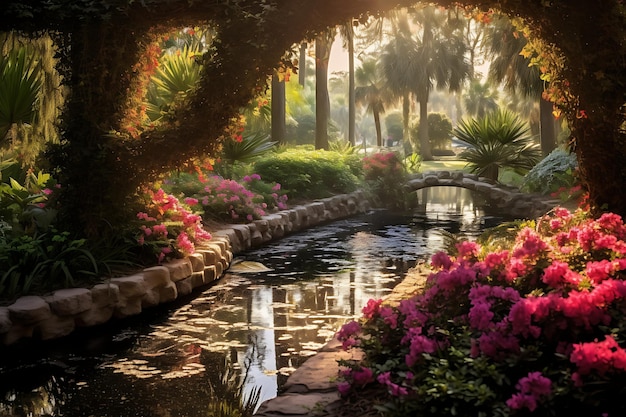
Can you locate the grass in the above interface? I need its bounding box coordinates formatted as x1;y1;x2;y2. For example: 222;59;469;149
420;159;470;172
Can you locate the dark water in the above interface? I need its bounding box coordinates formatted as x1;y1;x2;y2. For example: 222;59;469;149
0;187;506;417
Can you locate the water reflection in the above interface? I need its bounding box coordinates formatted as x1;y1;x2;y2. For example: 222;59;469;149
0;187;506;416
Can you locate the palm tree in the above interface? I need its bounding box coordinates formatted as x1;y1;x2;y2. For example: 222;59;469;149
463;80;499;118
409;5;470;161
339;21;356;146
355;58;388;147
485;15;557;156
315;28;335;150
453;109;542;182
379;10;419;151
271;70;286;145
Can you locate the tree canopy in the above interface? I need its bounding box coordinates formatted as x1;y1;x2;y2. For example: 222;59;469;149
0;0;624;235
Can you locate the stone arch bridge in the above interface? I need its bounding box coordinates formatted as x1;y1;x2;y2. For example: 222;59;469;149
405;171;561;219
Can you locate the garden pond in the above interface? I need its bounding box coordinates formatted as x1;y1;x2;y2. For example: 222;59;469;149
0;187;513;417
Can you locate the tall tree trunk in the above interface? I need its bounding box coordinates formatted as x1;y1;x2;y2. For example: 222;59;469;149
347;24;356;146
402;92;412;152
418;97;433;161
374;110;382;147
271;72;286;145
315;30;333;150
298;42;307;87
539;96;556;156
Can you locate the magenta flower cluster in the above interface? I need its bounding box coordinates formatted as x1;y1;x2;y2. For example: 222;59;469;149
362;152;404;181
137;188;211;262
336;207;626;415
195;175;287;223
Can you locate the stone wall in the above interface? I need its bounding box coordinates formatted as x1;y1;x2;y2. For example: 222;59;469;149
0;191;372;346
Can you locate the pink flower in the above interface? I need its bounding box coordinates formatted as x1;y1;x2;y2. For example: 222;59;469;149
337;381;351;396
506;372;552;412
336;321;361;350
351;367;374;386
184;197;199;206
431;251;453;270
362;299;382;319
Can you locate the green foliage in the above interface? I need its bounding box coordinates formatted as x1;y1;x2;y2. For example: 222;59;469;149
412;113;453;150
253;148;361;201
0;169;56;238
402;153;421;174
384;112;403;143
0;45;42;144
214;131;276;179
521;148;578;195
145;45;203;122
453;109;542;182
0;230;99;300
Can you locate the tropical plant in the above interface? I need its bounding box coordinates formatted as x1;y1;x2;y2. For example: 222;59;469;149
355;58;389;147
406;5;470;161
379;10;419;149
463;80;499;118
145;44;203;122
484;14;557;155
214;132;276;179
0;45;42;143
453;109;541;182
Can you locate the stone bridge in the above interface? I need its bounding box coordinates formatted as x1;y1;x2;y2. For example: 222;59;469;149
405;171;560;219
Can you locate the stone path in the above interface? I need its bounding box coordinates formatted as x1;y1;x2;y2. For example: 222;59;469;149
253;266;430;417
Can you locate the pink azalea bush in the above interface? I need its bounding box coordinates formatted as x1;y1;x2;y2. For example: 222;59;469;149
362;152;415;210
196;175;287;223
137;188;212;263
337;206;626;416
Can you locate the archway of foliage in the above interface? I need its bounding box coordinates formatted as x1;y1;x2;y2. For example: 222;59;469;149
0;0;624;237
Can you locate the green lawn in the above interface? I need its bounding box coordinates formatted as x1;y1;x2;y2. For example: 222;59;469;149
420;159;470;172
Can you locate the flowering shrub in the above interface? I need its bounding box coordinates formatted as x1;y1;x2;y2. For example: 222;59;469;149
362;152;415;210
189;174;287;224
137;188;211;262
337;207;626;416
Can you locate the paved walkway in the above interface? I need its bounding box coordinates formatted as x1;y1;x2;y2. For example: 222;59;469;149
254;266;430;417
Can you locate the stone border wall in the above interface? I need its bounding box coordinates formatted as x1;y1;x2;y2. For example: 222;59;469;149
0;191;372;346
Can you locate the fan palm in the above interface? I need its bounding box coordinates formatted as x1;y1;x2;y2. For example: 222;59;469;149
485;14;557;155
145;45;203;122
355;59;389;147
0;46;42;146
409;5;470;160
454;109;541;182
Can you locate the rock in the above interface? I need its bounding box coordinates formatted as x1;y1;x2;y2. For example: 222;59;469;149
38;315;75;340
110;274;147;299
163;258;193;282
8;296;52;324
45;288;93;316
91;283;120;308
0;308;11;333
